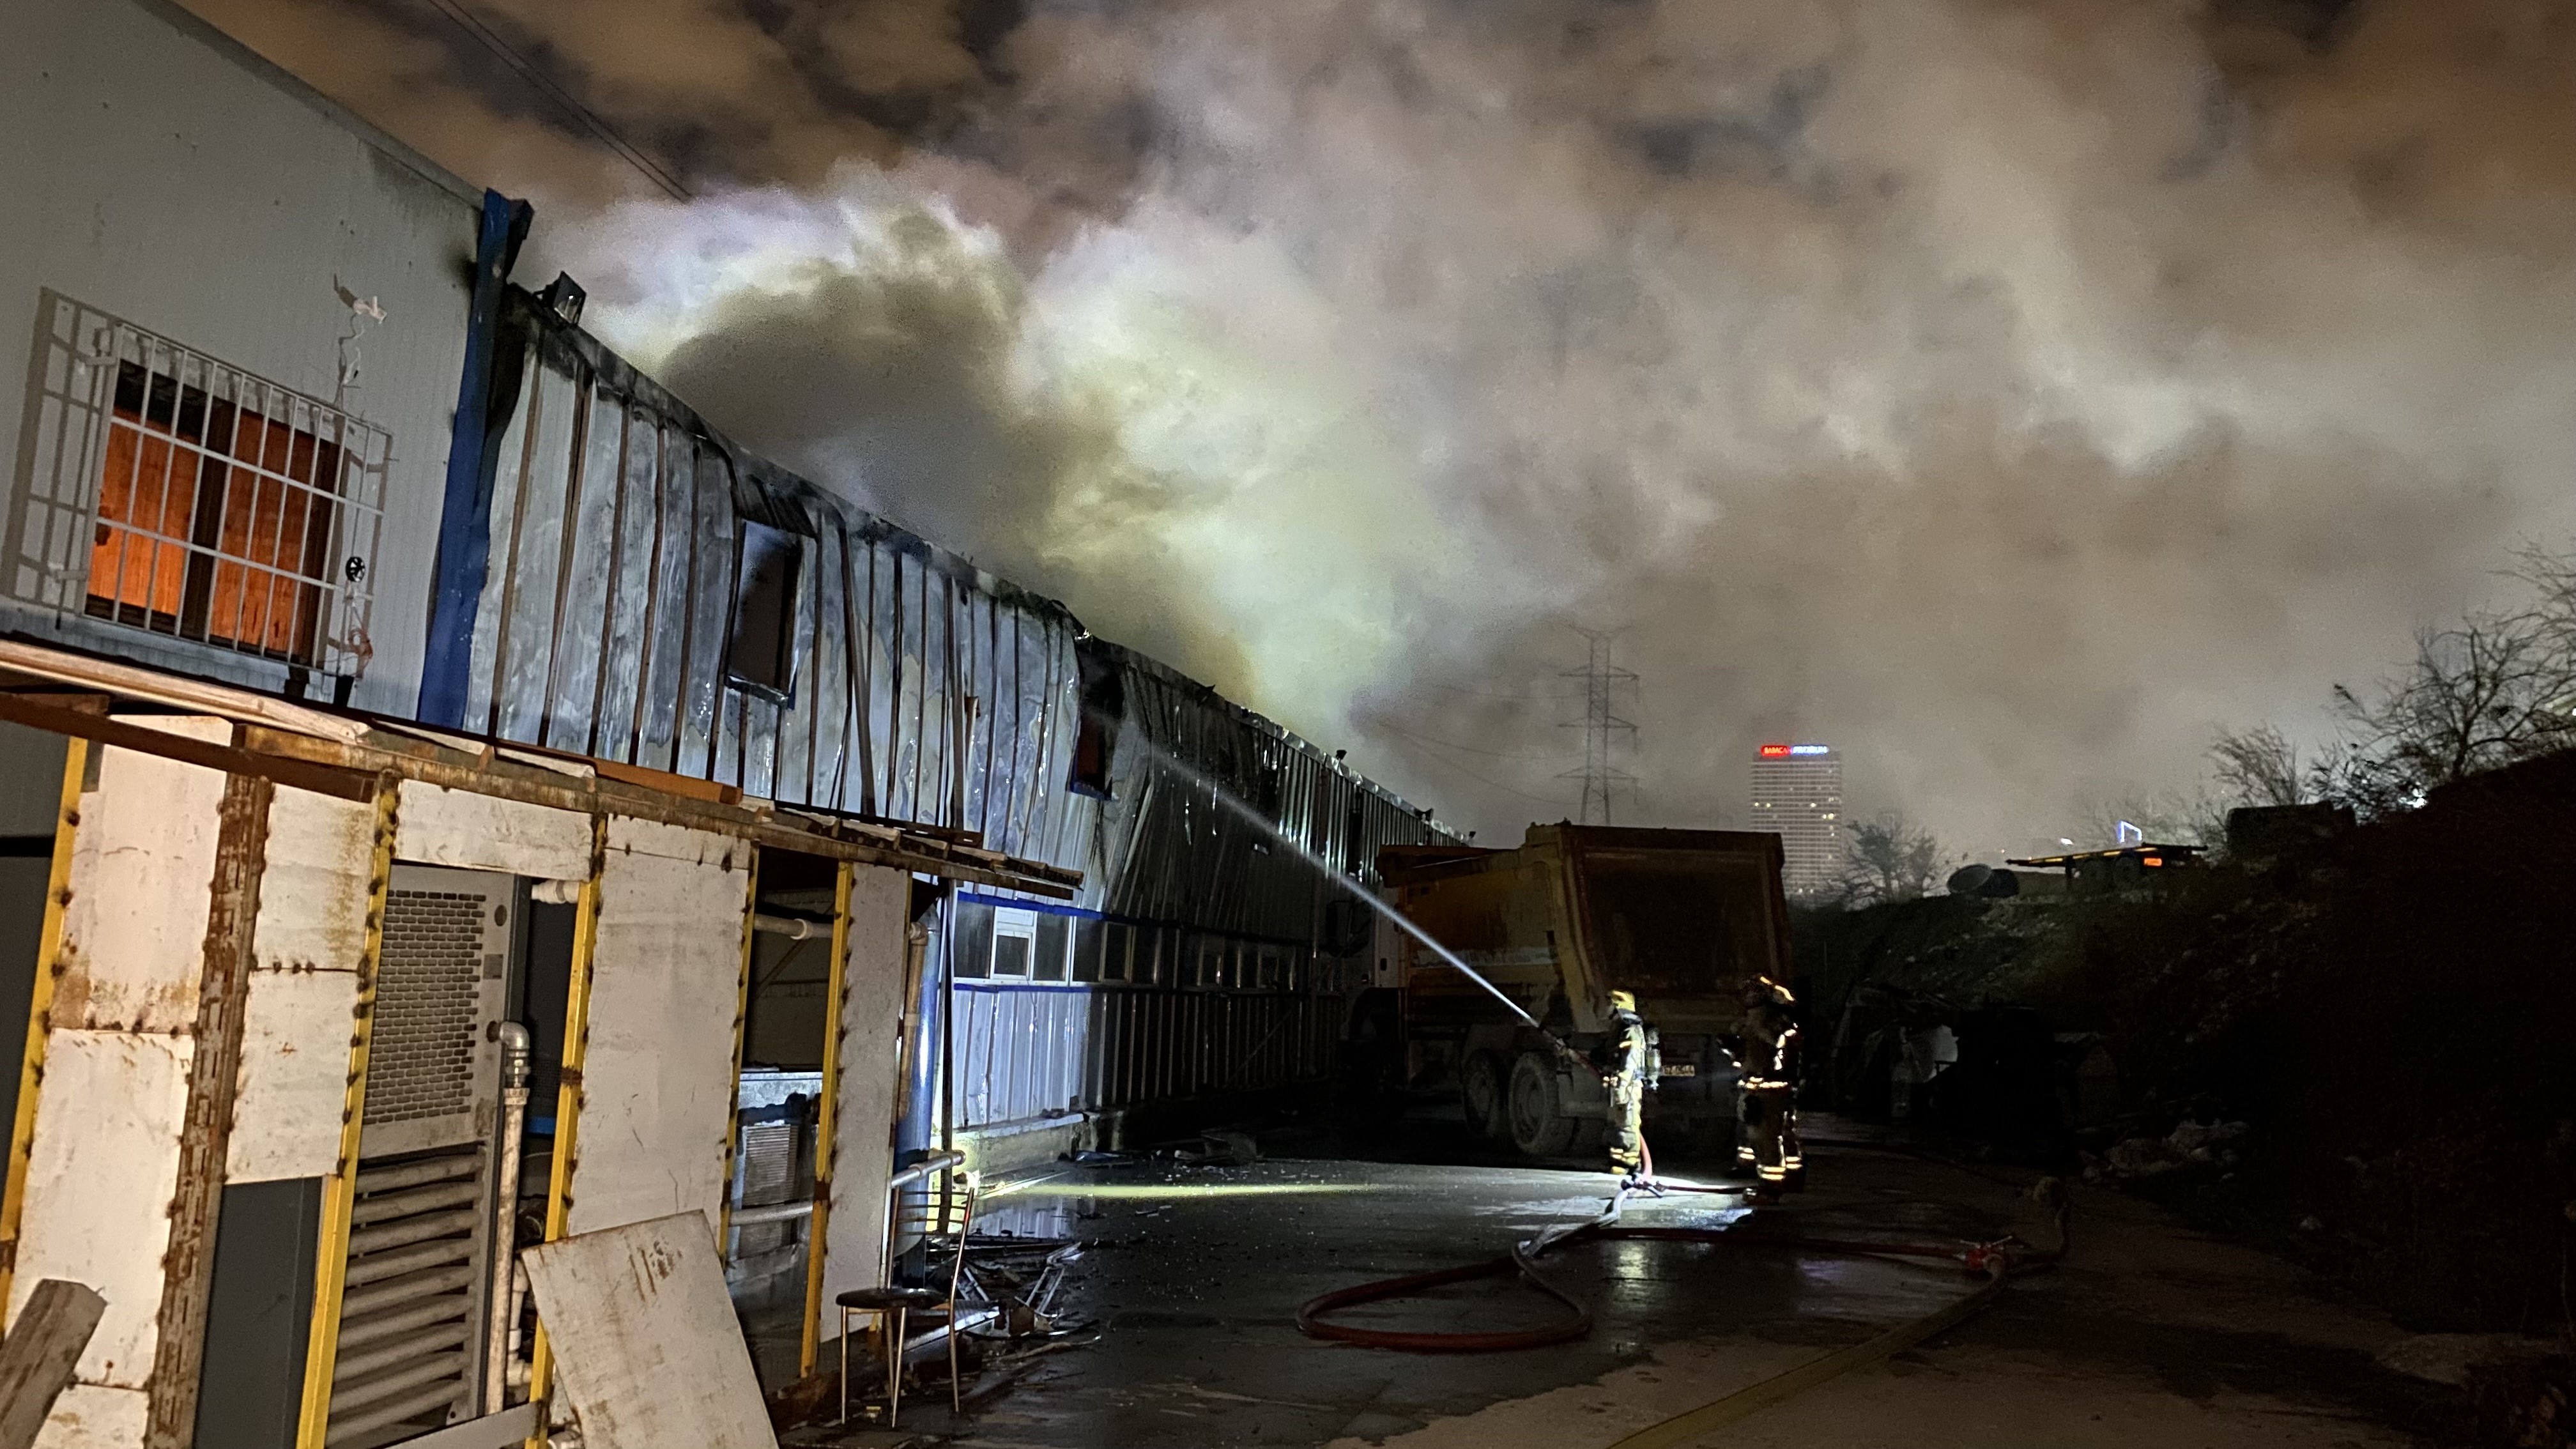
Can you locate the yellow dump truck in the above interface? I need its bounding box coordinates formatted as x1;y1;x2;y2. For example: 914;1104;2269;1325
1361;824;1795;1158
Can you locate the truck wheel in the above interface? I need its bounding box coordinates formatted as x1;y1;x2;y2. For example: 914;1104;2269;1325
1461;1051;1510;1141
1508;1052;1577;1157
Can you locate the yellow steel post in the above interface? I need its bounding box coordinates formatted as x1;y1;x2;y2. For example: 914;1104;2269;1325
525;815;608;1446
715;852;762;1252
0;735;89;1318
798;861;855;1376
294;778;400;1449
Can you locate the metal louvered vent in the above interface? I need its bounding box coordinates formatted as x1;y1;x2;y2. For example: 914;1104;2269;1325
369;890;486;1128
327;1147;486;1445
733;1121;797;1257
741;1123;795;1204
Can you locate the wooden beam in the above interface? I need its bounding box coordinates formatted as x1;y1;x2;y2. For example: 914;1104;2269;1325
0;638;367;742
144;769;274;1446
0;672;1078;896
240;728;1077;897
0;693;373;803
0;1278;107;1449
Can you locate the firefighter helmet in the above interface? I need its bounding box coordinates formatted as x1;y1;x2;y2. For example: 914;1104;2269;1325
1607;990;1637;1013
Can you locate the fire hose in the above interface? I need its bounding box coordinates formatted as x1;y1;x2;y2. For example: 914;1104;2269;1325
1298;1158;2071;1446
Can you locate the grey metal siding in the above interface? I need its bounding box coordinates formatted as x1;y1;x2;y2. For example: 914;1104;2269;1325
459;295;1456;1130
0;0;477;714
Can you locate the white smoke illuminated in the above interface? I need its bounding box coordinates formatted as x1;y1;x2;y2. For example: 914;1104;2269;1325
190;0;2576;852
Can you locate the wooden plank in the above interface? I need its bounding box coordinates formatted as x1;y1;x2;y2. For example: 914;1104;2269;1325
144;771;273;1446
518;1215;776;1449
0;694;372;805
244;729;1078;895
0;640;368;744
0;1278;107;1449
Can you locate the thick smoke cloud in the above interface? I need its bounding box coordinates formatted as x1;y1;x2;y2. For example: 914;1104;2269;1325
191;0;2576;854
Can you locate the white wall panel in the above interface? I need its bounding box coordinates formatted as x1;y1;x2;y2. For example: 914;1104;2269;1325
33;1383;149;1449
228;786;372;1183
565;819;748;1236
227;969;358;1183
12;1029;190;1390
51;722;227;1034
395;780;592;880
821;866;910;1301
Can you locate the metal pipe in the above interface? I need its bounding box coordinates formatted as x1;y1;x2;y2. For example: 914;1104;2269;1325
503;1262;530;1392
886;1151;965;1191
751;912;827;940
484;1020;531;1414
728;1200;814;1227
877;1152;966;1288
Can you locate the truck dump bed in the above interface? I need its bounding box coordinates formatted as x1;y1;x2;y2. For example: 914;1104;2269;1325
1383;824;1793;1036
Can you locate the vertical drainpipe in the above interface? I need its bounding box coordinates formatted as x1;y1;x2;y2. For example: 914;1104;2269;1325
894;892;948;1167
417;189;533;728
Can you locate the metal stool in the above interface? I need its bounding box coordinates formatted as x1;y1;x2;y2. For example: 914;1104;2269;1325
837;1180;975;1426
836;1285;954;1426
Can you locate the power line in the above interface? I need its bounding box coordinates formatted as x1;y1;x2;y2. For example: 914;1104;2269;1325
1373;721;1579;762
1377;733;1571;807
1558;626;1637;824
417;0;693;202
1419;682;1590;702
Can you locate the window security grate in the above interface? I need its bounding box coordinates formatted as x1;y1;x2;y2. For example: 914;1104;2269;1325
65;311;387;678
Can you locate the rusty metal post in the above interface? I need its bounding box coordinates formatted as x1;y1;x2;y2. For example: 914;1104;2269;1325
144;767;274;1446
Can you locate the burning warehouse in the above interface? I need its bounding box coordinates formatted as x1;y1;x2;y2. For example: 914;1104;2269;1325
5;0;2573;1446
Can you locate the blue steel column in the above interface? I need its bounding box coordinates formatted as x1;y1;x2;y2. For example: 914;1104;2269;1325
417;189;532;727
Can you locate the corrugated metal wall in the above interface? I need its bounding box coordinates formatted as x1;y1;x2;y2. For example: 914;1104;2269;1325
461;290;1455;1130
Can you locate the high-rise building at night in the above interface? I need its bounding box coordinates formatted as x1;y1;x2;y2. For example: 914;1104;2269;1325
1751;744;1844;898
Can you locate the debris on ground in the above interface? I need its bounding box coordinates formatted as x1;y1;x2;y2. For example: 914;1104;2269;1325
2084;1118;2250;1181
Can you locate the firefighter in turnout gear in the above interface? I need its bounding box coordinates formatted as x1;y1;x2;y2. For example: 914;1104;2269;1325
1736;976;1804;1196
1602;990;1657;1179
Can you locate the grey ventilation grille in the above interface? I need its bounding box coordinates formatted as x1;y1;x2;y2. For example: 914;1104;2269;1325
329;1147;485;1443
367;890;487;1128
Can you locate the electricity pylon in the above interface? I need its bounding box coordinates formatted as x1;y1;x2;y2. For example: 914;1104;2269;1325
1558;627;1637;824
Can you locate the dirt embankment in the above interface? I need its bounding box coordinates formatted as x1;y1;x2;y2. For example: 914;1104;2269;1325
1799;751;2576;1343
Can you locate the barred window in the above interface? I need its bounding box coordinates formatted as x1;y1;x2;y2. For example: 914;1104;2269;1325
75;319;386;677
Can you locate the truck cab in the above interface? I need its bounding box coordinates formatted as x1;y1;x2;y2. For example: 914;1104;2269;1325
1367;824;1794;1158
